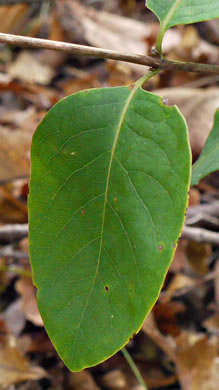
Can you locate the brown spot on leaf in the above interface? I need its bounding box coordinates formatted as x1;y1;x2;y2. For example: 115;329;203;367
105;286;109;292
158;245;164;251
81;209;86;216
129;332;137;342
129;84;134;91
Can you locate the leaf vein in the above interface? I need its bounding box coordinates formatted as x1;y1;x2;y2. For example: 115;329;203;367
114;156;159;244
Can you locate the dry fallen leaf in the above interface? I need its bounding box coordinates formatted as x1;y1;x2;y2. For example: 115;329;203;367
153;301;185;336
0;126;31;183
0;184;27;223
186;241;211;275
142;313;176;362
161;273;194;303
215;259;219;306
0;336;47;388
203;313;219;335
16;277;43;327
180;26;200;50
100;369;127;389
0;108;45;183
1;299;26;337
68;370;101;390
8;51;55;85
0;75;60;109
0;4;29;34
175;333;219;390
59;73;101;96
155;88;219;158
170;239;189;273
188;188;201;207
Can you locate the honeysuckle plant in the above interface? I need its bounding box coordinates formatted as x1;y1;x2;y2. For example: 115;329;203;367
1;0;219;376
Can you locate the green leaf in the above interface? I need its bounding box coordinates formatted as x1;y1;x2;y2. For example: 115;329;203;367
147;0;219;29
29;84;191;371
192;110;219;186
146;0;219;52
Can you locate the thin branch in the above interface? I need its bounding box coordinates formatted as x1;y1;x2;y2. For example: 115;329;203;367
161;270;219;299
186;213;219;229
187;202;219;218
0;33;219;74
0;33;160;68
182;226;219;245
0;223;28;243
0;0;42;4
0;245;28;259
161;58;219;74
1;223;219;245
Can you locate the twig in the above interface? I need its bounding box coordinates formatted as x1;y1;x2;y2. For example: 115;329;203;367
0;245;28;259
0;33;219;73
186;213;219;229
1;223;219;245
0;0;42;4
187;202;219;218
0;264;32;277
0;223;28;243
161;270;219;298
181;226;219;245
0;33;161;69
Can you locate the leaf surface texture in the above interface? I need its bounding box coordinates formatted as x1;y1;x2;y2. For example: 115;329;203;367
192;110;219;185
147;0;219;31
29;85;191;371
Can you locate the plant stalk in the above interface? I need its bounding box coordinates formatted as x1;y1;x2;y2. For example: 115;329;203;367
0;33;219;74
121;348;148;390
0;264;32;277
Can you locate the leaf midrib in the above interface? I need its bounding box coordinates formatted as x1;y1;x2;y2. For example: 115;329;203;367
161;0;182;30
73;84;139;357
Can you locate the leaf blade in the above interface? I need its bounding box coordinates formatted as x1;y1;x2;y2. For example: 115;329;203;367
147;0;219;29
192;109;219;186
146;0;219;51
29;86;191;371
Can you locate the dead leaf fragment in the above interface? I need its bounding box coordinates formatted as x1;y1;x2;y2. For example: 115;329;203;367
170;239;191;273
162;274;194;302
188;188;201;207
175;333;219;390
68;370;100;390
0;127;31;183
8;51;54;85
155;88;219;158
142;313;176;362
0;336;47;388
203;313;219;335
100;369;127;389
16;277;43;327
153;301;185;336
0;4;29;34
1;299;26;336
186;241;211;275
